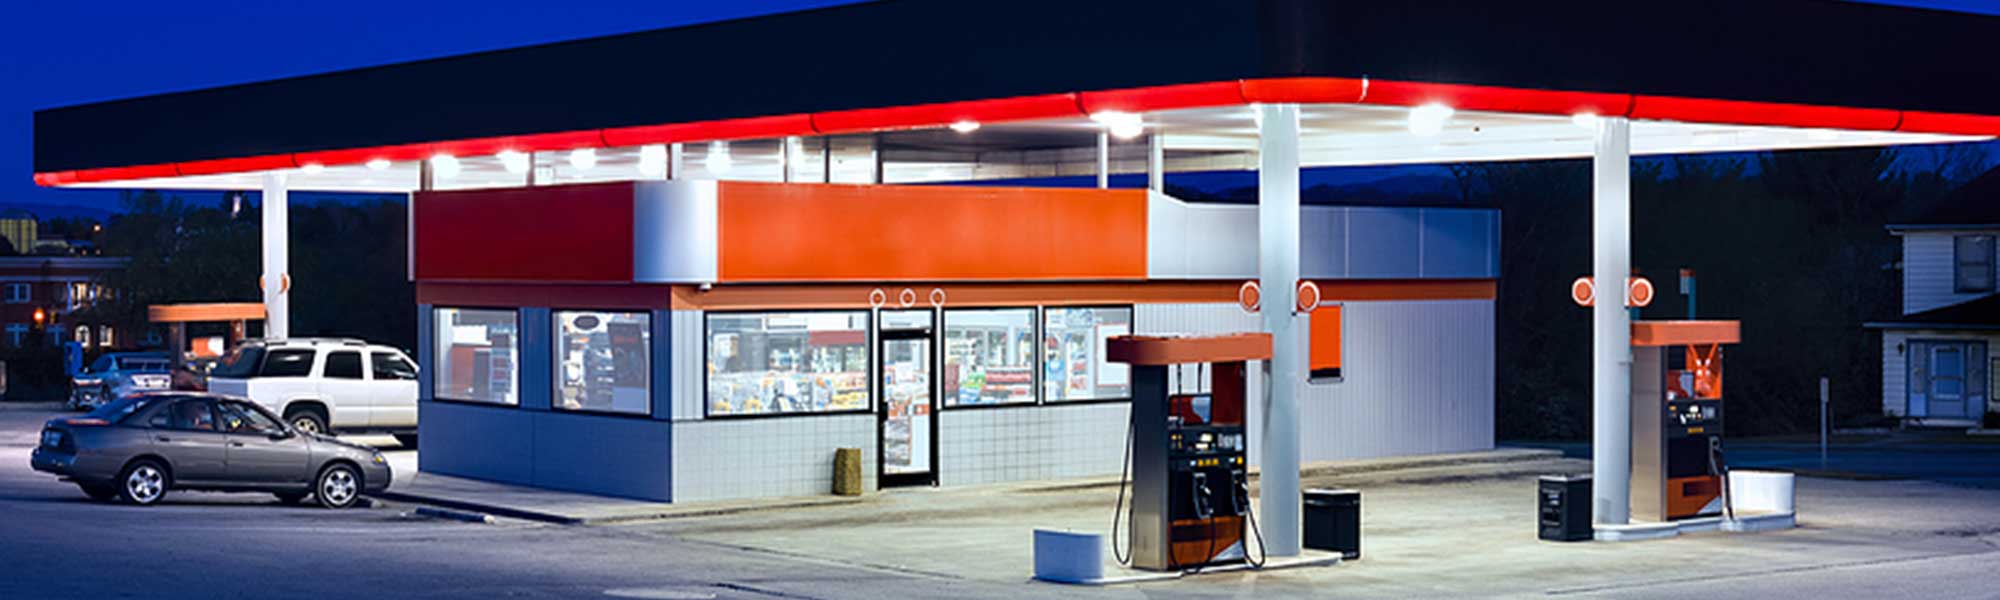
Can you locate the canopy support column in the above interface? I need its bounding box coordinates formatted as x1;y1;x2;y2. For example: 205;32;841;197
1097;131;1111;189
1257;102;1302;557
261;172;289;341
1147;133;1164;191
1592;116;1633;528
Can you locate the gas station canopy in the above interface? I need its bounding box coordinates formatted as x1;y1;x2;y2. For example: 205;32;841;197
30;0;2000;192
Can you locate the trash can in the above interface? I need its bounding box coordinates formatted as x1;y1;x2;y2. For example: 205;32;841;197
1538;474;1592;542
832;448;863;496
1303;488;1360;560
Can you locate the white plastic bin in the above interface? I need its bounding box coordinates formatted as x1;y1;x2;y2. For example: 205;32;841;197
1728;470;1795;514
1032;529;1104;584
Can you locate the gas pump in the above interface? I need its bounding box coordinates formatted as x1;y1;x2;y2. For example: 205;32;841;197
1105;333;1272;572
1630;320;1741;521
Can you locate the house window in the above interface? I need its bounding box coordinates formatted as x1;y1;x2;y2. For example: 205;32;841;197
99;326;113;348
4;283;29;304
1954;235;1994;293
73;325;89;345
4;323;24;347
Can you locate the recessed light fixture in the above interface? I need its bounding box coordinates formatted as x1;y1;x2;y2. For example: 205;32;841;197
1090;111;1145;139
430;154;461;179
569;148;598;171
299;163;325;175
365;158;391;171
949;120;981;134
705;141;732;174
1408;103;1455;136
1572;112;1601;129
638;144;668;178
496;150;530;174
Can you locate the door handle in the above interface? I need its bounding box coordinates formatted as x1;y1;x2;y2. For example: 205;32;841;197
155;436;171;442
230;441;245;447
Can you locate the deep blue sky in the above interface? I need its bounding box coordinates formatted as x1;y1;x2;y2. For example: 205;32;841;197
5;0;1998;215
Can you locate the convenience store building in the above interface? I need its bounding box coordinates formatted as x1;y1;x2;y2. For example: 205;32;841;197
32;0;2000;553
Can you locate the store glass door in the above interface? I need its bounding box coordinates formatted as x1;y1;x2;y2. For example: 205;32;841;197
879;310;937;487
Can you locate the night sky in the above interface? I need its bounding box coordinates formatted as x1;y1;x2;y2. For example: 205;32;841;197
4;0;1997;214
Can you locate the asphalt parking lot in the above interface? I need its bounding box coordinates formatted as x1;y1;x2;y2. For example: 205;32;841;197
3;404;1999;599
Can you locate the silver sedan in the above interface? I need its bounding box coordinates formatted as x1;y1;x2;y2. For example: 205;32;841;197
30;393;391;508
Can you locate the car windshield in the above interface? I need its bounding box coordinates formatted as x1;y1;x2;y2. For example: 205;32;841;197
209;346;265;379
86;355;114;374
84;396;156;423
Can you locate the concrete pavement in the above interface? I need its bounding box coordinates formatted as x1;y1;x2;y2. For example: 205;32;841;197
5;406;2000;598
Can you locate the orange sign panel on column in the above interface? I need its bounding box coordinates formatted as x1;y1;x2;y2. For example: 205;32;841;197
1310;305;1342;379
715;181;1148;282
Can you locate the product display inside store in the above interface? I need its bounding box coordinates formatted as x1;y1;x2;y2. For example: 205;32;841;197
943;308;1036;406
706;311;870;416
434;307;520;405
554;311;650;414
1043;307;1133;402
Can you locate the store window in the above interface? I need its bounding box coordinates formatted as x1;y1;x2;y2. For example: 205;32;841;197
1043;306;1133;402
1955;235;1994;293
553;311;652;415
706;311;869;417
943;308;1036;407
433;308;520;405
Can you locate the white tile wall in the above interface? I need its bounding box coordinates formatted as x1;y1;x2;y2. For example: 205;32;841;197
671;415;877;502
937;403;1131;487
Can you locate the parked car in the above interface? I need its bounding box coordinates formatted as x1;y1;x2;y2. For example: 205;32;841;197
67;352;173;411
204;339;420;446
30;393;391;508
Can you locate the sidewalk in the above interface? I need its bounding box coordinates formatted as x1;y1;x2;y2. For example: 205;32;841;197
382;447;1562;525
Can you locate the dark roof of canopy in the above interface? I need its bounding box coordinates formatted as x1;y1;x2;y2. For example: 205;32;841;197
32;0;2000;174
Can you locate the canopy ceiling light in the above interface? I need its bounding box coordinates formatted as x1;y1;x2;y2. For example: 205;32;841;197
638;144;668;178
365;158;392;171
705;141;732;174
1091;111;1145;139
430;154;461;179
1409;103;1455;136
949;120;981;133
569;148;598;171
496;150;530;174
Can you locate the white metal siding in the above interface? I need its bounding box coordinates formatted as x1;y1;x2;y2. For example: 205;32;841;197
1136;301;1495;464
1902;232;1998;315
1882;330;1908;416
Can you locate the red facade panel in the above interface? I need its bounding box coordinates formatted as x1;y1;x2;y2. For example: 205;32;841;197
414;182;636;283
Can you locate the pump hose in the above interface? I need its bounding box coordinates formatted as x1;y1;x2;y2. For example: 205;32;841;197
1110;418;1135;566
1241;477;1268;569
1708;437;1734;521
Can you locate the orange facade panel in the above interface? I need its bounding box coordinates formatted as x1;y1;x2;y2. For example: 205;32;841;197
1310;305;1342;378
1630;320;1741;347
715;182;1148;283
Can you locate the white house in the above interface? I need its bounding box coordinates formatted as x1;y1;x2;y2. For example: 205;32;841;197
1868;169;2000;426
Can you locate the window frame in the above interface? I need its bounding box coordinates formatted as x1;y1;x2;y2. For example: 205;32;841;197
1039;304;1136;405
1953;234;1995;294
430;306;523;407
550;308;655;418
702;308;876;420
3;283;28;304
369;350;419;382
939;306;1043;411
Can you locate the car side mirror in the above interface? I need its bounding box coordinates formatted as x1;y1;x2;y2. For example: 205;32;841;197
267;430;293;441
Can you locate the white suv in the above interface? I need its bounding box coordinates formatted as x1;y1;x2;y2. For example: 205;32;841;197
206;338;420;445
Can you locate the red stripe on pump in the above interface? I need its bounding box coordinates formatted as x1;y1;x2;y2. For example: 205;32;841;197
812;94;1085;134
1630;96;1901;131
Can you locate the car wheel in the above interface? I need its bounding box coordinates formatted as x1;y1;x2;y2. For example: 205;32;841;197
315;464;362;509
273;491;309;505
287;408;329;436
78;484;118;502
118;460;170;506
392;433;419;449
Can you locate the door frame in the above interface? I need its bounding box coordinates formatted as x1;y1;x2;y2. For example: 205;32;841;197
1909;338;1988;420
876;310;939;488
